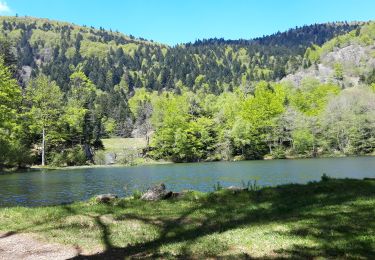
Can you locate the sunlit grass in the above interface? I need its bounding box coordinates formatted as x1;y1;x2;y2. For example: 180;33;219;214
100;137;170;166
102;138;147;153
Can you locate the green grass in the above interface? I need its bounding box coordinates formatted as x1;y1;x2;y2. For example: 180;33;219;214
100;137;168;166
1;178;375;258
101;137;146;165
102;138;147;153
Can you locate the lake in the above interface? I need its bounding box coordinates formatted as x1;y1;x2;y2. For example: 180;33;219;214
1;156;375;207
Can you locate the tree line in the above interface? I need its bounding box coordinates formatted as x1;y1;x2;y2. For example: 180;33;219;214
1;17;374;168
129;80;375;162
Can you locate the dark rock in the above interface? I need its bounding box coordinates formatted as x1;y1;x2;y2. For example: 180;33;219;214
95;194;118;203
163;191;188;200
163;191;173;199
141;183;169;201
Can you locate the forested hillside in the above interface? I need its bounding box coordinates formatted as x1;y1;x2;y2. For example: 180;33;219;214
0;17;358;90
1;16;374;168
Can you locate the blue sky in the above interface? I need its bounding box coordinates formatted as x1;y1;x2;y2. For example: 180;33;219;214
1;0;375;45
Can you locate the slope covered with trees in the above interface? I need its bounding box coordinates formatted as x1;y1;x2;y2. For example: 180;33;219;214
1;16;374;167
1;17;358;90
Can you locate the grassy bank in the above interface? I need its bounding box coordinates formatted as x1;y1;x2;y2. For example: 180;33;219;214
1;178;374;258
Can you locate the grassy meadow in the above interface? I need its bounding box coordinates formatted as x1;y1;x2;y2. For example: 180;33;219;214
0;178;374;258
97;138;167;166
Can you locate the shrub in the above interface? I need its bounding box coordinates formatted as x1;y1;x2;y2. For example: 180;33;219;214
132;190;143;199
118;150;138;166
93;150;106;165
232;155;245;161
241;180;261;191
0;135;34;168
270;147;286;159
321;173;333;182
65;146;87;166
292;129;314;155
213;181;223;191
205;153;223;162
50;146;87;166
50;152;66;167
214;181;223;191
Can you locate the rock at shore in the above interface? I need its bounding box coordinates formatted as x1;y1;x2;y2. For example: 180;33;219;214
226;186;246;193
95;194;118;203
141;183;170;201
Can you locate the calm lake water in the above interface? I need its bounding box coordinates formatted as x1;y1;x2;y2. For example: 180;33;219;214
1;156;375;207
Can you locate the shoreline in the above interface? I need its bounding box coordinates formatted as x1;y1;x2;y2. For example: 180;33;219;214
2;153;374;173
30;160;172;171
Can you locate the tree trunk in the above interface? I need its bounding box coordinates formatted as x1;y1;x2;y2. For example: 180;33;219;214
42;127;46;166
84;143;94;164
146;135;150;147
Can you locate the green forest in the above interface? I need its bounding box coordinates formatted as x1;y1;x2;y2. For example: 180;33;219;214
1;16;375;168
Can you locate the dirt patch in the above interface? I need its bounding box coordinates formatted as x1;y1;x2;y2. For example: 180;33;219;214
0;232;79;260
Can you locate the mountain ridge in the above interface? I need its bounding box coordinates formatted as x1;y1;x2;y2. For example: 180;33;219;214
1;16;360;93
1;15;366;46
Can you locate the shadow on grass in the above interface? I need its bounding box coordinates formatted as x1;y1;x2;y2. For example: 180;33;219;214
67;178;375;259
1;178;374;258
274;202;375;258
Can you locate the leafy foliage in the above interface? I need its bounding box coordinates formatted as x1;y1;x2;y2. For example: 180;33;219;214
0;17;374;167
0;57;28;167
